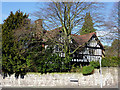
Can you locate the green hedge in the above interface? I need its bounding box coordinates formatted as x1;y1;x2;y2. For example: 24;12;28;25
82;65;94;75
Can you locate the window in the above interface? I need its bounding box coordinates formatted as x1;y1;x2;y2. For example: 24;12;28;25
89;49;95;55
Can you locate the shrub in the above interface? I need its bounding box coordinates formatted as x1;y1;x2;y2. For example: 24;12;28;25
110;57;119;67
82;65;94;75
76;66;81;72
101;57;119;67
61;57;72;72
90;61;100;69
70;64;81;73
36;53;72;73
40;54;62;73
101;57;110;67
70;64;76;72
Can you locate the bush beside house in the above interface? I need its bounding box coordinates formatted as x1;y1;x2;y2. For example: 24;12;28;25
81;56;120;75
82;66;94;75
90;61;100;69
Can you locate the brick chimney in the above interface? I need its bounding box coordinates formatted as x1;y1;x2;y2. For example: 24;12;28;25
34;19;43;30
34;19;46;39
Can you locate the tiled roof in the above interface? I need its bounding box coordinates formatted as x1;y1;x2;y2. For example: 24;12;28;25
71;32;96;45
36;26;103;48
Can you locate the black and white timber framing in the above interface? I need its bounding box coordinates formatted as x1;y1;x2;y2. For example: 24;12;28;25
52;33;105;62
71;34;105;62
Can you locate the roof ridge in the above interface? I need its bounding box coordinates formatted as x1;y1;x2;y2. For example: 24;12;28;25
71;32;96;36
78;32;96;36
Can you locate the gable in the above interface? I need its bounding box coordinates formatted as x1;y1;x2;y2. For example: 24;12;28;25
71;32;96;45
87;34;104;49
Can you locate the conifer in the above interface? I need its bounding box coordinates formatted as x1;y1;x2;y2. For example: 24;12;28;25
80;12;96;35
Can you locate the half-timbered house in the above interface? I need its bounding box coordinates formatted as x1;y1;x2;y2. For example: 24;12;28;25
35;19;105;64
71;32;105;63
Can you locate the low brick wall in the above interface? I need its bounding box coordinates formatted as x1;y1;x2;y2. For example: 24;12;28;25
0;67;118;88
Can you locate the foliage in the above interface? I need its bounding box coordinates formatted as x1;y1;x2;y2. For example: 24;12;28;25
101;57;120;67
101;57;110;67
109;57;119;67
70;64;81;73
82;65;94;75
62;56;72;72
28;45;72;73
42;54;62;73
70;64;76;72
102;40;120;67
80;12;96;35
110;39;120;57
39;53;72;73
90;61;100;69
105;39;120;57
2;10;29;78
24;36;45;72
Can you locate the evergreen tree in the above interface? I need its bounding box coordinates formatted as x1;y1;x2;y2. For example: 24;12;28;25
25;34;45;72
2;10;29;78
80;12;96;35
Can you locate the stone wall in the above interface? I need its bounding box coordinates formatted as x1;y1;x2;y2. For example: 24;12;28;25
0;67;118;88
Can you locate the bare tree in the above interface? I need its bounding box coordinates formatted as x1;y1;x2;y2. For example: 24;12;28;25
103;2;120;57
99;2;119;44
32;2;105;59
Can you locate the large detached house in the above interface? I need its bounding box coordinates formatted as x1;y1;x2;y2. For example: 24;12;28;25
35;19;105;63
